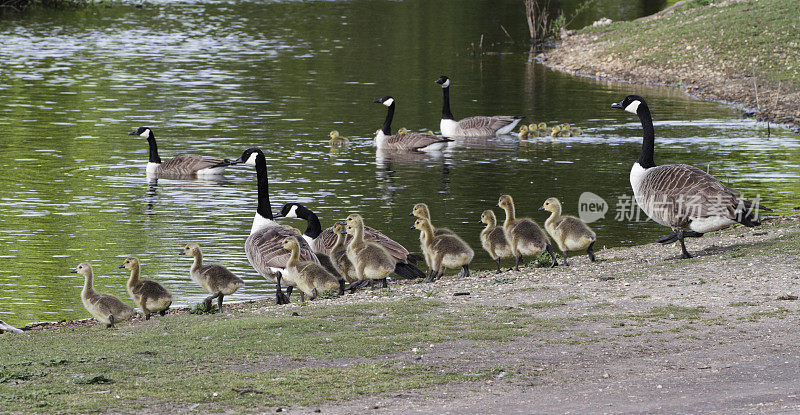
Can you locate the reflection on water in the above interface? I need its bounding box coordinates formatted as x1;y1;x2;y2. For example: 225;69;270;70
0;0;797;326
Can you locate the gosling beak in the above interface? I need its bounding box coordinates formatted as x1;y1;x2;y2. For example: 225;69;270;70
408;212;414;216
69;269;78;274
409;224;416;229
538;206;545;211
179;250;186;255
611;101;624;109
119;263;125;269
478;220;483;224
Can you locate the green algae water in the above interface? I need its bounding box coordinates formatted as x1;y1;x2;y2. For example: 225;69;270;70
0;0;797;326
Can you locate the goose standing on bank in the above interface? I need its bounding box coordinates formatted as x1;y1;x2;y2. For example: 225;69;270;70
235;148;319;304
281;237;340;302
70;263;134;328
497;195;556;270
129;127;238;177
120;257;172;320
373;96;452;151
539;198;596;266
611;95;770;258
479;209;513;273
434;75;524;138
273;203;426;280
180;243;244;312
412;217;474;282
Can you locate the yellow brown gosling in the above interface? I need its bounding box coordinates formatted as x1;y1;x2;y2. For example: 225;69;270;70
71;262;134;328
181;243;244;312
479;209;513;273
497;195;556;270
329;130;349;146
540;197;597;266
412;217;474;282
281;237;340;302
330;222;361;292
344;214;395;289
120;257;172;320
410;202;455;272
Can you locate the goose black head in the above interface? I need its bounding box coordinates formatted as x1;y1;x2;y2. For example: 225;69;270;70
434;75;450;88
373;96;395;107
274;203;308;219
129;126;153;138
234;148;263;166
611;95;647;115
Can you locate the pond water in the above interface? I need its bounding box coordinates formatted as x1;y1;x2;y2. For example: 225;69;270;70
1;0;797;327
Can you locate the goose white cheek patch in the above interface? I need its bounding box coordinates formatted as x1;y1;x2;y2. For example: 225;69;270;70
245;152;259;165
624;100;641;114
286;205;298;218
140;129;151;138
441;79;450;88
382;98;394;107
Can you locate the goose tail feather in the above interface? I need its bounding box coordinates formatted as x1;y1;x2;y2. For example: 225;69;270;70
393;262;426;280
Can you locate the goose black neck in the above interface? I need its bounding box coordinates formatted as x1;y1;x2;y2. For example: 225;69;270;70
636;105;656;168
147;134;161;163
381;103;395;135
441;87;454;120
254;153;273;220
302;209;322;239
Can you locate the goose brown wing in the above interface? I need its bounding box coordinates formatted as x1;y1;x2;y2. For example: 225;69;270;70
160;155;231;175
386;133;450;150
313;225;409;262
245;225;319;280
640;164;741;224
457;116;519;135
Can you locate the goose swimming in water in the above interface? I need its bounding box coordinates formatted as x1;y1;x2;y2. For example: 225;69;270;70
129;127;238;177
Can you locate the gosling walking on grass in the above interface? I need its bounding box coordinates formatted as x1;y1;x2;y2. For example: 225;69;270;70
120;257;172;320
71;262;134;328
497;194;556;270
412;217;473;282
540;197;597;266
181;243;244;312
281;237;340;302
479;209;513;273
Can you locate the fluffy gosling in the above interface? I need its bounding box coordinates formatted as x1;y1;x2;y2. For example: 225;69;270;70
539;197;596;265
120;257;172;320
71;262;134;328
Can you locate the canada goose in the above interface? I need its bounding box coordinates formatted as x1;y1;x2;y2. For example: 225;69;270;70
273;203;425;280
234;148;320;304
128;127;238;177
70;263;134;328
280;237;340;301
479;209;513;273
0;320;23;334
119;257;172;320
180;243;244;311
612;95;771;258
539;198;596;266
344;214;395;288
412;217;474;282
434;75;524;137
329;130;349;147
497;195;556;270
373;96;452;151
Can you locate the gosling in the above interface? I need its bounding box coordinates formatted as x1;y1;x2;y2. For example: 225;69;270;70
329;130;349;146
181;243;244;312
539;197;596;266
479;210;513;273
120;257;172;320
497;194;556;270
281;237;340;301
410;202;454;272
413;217;473;282
518;125;529;139
330;222;361;292
71;262;134;328
344;214;395;289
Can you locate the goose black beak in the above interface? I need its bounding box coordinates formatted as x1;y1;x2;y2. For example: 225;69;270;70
69;269;78;273
128;130;138;135
232;156;244;164
273;213;284;219
373;99;381;103
119;263;126;269
611;101;624;109
538;206;545;211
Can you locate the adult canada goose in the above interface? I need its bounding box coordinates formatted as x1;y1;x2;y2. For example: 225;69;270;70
70;263;134;328
497;195;556;270
119;257;172;320
234;148;319;304
344;214;396;288
281;237;340;301
329;130;349;147
373;96;452;151
611;95;770;258
0;320;23;334
180;243;244;311
539;198;596;266
128;127;238;177
479;209;513;273
412;217;474;282
273;203;425;280
434;75;524;138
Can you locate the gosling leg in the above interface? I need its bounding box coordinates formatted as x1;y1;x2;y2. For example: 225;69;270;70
311;288;319;300
587;241;596;262
107;314;115;329
514;255;523;271
546;244;557;268
459;264;470;278
563;251;570;266
204;292;220;311
217;294;225;312
300;291;306;303
338;279;345;296
495;258;502;274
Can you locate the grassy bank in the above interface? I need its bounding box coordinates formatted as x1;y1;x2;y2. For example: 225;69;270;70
2;216;799;413
545;0;800;127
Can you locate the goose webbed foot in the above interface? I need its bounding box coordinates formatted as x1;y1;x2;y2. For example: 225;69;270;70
145;313;151;321
159;309;166;316
677;230;696;259
205;292;220;311
458;265;470;278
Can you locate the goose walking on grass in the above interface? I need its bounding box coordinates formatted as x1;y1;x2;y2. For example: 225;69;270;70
412;217;473;282
128;127;238;177
611;95;770;259
71;263;134;328
181;243;244;312
497;195;556;270
434;75;524;138
235;148;319;305
539;198;596;266
120;257;172;320
373;96;452;151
